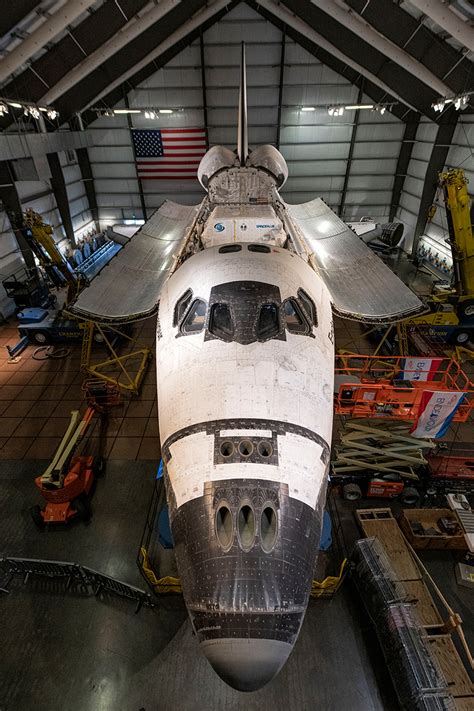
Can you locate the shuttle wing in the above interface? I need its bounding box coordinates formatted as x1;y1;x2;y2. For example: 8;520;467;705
285;198;425;323
68;200;201;323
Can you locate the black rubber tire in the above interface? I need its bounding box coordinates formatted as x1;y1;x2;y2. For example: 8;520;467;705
30;504;44;528
449;329;472;345
92;456;105;477
72;496;91;521
459;299;474;321
343;483;362;501
31;330;51;345
399;486;420;506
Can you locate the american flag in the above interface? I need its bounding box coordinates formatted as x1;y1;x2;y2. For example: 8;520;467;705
131;128;207;179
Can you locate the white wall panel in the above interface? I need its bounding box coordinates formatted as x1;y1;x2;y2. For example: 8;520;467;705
207;65;277;87
207;87;278;107
348;175;394;190
205;17;280;43
350;158;398;175
352;142;400;159
409;158;428;180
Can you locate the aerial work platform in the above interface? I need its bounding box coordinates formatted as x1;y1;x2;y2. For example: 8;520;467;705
334;354;473;423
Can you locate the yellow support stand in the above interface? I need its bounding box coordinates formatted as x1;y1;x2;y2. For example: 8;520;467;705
80;321;151;396
310;559;347;598
139;547;182;594
139;547;347;598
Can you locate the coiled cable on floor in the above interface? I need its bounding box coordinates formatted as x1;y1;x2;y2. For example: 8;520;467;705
32;345;72;360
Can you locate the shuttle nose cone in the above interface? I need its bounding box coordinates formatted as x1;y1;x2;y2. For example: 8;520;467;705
200;638;293;692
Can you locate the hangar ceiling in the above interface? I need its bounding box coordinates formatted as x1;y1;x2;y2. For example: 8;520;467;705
0;0;472;131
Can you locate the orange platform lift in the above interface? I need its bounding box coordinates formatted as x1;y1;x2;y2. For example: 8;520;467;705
31;381;120;526
334;354;474;422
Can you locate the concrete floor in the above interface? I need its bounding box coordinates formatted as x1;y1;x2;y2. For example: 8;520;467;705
1;250;473;710
0;460;397;711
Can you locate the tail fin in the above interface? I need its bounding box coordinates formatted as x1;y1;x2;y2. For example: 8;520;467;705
237;42;248;166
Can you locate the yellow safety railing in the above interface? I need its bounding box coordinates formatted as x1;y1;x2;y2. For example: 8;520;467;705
139;547;181;594
140;546;347;599
310;558;347;598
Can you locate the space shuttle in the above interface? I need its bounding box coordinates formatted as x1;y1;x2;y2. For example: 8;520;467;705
69;45;424;692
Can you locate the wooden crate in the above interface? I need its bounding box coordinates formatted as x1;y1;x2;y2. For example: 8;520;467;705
399;508;467;550
403;580;443;626
356;508;421;581
427;636;474;699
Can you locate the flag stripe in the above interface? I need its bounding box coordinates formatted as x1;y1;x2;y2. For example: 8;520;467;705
138;160;201;165
160;128;205;134
139;168;198;173
160;136;206;143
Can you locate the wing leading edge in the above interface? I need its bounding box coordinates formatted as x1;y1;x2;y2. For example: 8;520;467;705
68;200;201;323
285;198;426;323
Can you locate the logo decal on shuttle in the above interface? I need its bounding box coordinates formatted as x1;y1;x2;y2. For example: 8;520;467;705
214;223;225;232
256;224;275;229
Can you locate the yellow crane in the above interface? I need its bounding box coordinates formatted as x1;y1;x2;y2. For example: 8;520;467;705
22;208;83;303
408;168;474;345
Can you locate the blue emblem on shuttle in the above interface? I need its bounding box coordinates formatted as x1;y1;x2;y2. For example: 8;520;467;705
214;223;225;232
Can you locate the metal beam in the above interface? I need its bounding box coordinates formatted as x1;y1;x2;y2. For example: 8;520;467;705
412;108;459;253
408;0;474;54
0;160;36;270
345;0;472;97
339;82;363;219
69;0;228;117
39;0;182;105
309;0;453;97
46;152;75;245
275;0;435;116
199;28;209;151
80;1;240;128
0;1;41;39
389;116;420;222
276;28;286;150
256;0;420;114
75;146;99;232
124;90;147;222
0;0;97;85
246;0;411;123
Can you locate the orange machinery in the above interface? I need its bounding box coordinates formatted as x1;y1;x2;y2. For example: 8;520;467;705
31;380;120;526
334;354;473;422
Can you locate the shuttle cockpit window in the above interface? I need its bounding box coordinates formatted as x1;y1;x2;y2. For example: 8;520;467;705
298;288;318;327
173;289;193;327
209;302;234;341
256;303;280;341
181;299;207;334
283;298;309;335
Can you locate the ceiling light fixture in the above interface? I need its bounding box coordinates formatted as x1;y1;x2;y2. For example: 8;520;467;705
432;92;471;112
301;106;315;111
328;106;344;116
0;102;8;116
159;109;173;114
25;106;40;120
345;104;374;110
7;101;22;108
144;110;157;119
114;108;141;114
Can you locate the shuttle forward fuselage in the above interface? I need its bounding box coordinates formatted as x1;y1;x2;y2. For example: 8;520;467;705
157;232;334;690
